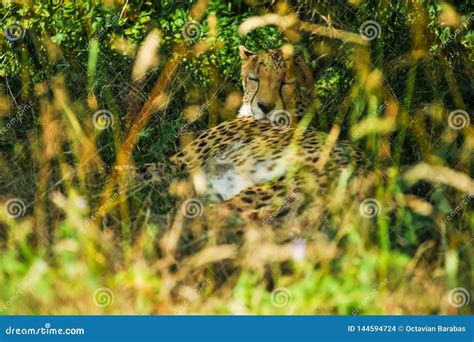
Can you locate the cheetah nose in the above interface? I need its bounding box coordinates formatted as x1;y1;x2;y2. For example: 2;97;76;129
257;101;275;114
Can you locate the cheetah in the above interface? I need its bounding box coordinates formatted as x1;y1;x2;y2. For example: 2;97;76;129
237;46;314;120
171;46;368;227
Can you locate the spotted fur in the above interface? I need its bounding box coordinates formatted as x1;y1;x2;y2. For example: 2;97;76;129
170;47;367;226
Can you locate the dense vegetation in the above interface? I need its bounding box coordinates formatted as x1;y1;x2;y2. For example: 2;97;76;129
0;0;472;314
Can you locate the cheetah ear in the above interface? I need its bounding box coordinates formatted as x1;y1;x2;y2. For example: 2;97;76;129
239;46;254;60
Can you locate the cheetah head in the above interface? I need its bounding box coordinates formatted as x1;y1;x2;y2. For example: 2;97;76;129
238;46;314;121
